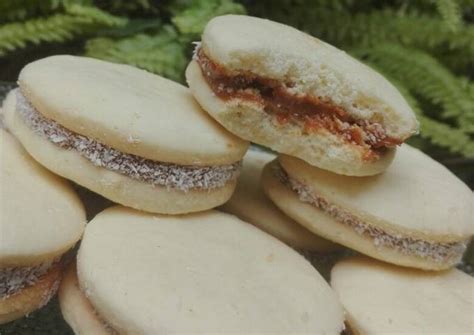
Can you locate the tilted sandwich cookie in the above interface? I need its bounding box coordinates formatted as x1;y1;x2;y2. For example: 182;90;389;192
262;144;473;270
0;129;86;324
186;15;418;176
331;257;474;333
3;55;248;214
221;148;339;253
60;207;344;334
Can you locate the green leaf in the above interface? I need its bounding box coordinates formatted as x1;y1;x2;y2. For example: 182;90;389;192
0;0;93;22
171;0;246;36
354;44;474;133
436;0;462;31
85;25;187;82
0;5;127;57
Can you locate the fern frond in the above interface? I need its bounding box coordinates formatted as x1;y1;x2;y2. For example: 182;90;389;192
436;0;462;31
252;4;474;67
85;26;187;82
0;0;92;22
64;4;127;26
354;44;474;133
365;61;474;157
171;0;245;36
417;115;474;157
0;5;126;57
97;0;158;14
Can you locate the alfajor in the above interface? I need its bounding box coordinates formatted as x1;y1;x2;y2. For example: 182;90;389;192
186;15;418;176
61;206;344;334
3;55;248;214
331;257;474;333
262;144;473;270
220;148;339;253
0;129;85;324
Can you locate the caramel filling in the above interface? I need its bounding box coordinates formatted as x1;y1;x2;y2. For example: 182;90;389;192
15;89;241;192
196;48;402;161
275;164;467;263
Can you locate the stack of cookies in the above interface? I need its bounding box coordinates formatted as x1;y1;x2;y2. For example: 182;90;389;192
0;14;472;334
187;15;473;333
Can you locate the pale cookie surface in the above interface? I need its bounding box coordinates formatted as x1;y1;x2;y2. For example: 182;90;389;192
201;15;418;139
78;207;344;334
59;263;112;335
279;144;473;239
331;257;474;333
0;128;85;266
19;55;248;165
221;149;338;252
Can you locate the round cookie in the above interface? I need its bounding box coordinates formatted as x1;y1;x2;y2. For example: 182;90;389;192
220;148;339;252
262;144;473;270
73;207;344;334
186;15;418;176
0;129;86;324
4;55;249;214
331;257;474;333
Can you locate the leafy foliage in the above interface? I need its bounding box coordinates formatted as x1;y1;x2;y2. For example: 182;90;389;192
0;0;93;22
171;0;246;36
436;0;462;31
86;25;187;82
0;5;126;56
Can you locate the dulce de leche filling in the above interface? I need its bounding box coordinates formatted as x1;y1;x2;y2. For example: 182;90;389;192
195;47;403;161
15;89;241;192
274;164;467;263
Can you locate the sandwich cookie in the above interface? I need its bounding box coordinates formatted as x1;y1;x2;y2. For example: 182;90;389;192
331;257;474;333
4;55;248;214
262;144;473;270
220;148;339;253
64;207;344;334
186;15;418;176
0;129;85;324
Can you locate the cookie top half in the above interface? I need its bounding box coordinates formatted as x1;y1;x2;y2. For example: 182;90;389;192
77;207;344;333
201;15;418;141
19;55;248;166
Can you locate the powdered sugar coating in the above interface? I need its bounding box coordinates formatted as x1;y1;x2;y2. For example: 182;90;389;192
0;261;54;299
275;164;467;263
16;89;241;192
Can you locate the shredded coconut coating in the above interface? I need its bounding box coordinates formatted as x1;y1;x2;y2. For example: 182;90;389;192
0;261;54;299
15;89;241;192
275;164;467;263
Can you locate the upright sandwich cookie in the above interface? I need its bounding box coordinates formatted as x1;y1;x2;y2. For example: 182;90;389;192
0;129;85;324
4;55;248;214
221;149;338;253
331;257;474;333
262;144;473;270
60;207;344;334
186;15;418;176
